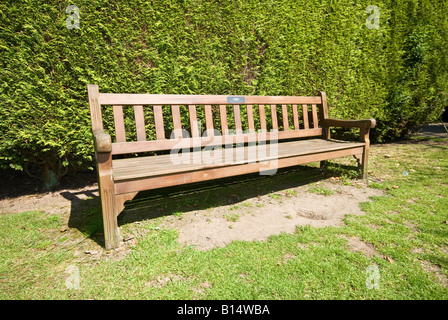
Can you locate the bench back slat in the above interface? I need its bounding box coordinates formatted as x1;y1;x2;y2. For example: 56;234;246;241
270;105;278;131
219;104;229;135
246;105;255;133
171;105;183;139
153;105;165;140
281;104;289;131
259;105;267;132
113;105;126;142
133;105;146;141
292;104;299;129
204;104;214;136
311;104;319;129
188;105;200;138
233;105;243;135
302;104;309;129
88;85;329;155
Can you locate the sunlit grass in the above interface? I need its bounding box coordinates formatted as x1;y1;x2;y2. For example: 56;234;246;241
1;139;447;299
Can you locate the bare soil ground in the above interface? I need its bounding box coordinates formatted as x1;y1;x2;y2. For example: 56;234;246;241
0;169;382;254
161;181;383;250
0;184;99;216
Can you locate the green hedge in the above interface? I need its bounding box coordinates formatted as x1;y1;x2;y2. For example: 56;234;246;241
1;0;447;188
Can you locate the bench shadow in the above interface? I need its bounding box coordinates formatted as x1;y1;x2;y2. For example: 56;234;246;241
61;188;105;247
61;164;346;248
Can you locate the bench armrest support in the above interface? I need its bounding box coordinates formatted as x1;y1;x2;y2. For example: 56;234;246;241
93;129;112;153
322;118;376;129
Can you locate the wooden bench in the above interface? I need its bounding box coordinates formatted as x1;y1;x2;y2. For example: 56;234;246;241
87;84;376;249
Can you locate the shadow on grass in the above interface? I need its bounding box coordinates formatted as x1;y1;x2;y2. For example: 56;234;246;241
61;164;337;248
60;188;104;246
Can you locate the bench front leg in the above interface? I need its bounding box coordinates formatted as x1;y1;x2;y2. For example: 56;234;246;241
359;125;371;180
96;151;120;250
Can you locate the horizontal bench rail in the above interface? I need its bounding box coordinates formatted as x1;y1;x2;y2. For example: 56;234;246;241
99;93;322;106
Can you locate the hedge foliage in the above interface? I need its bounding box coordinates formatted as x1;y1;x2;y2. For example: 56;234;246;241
1;0;447;187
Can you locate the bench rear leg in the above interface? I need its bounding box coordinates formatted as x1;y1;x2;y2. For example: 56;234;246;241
320;160;328;169
96;152;121;250
319;160;329;176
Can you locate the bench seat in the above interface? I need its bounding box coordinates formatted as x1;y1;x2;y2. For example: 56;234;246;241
111;139;365;194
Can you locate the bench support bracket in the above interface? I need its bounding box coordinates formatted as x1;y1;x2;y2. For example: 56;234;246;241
116;192;138;217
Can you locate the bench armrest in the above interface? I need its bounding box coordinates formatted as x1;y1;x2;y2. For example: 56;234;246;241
322;118;376;129
93;129;112;153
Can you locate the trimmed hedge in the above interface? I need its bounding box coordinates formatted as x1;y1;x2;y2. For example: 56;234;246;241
0;0;447;188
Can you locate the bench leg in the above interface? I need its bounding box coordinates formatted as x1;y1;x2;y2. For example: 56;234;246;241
359;126;371;180
353;154;362;168
353;154;367;179
96;152;120;250
320;160;328;169
360;149;369;180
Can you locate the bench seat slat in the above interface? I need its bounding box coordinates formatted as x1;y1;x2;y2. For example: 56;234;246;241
112;139;365;181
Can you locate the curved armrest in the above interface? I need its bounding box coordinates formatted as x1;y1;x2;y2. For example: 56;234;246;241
322;118;376;129
93;129;112;153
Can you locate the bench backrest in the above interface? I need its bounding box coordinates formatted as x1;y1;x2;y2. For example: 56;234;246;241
87;84;329;155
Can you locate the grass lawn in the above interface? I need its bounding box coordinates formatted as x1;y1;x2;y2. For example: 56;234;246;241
0;137;447;299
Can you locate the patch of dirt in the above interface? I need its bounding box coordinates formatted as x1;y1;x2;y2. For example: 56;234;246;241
161;181;384;250
341;235;380;258
0;184;99;216
404;221;418;232
419;260;448;287
276;253;297;266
